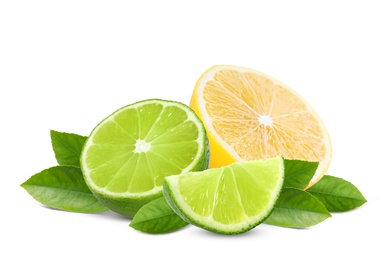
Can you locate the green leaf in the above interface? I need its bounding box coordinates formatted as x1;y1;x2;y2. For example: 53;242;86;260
265;188;331;228
307;175;367;212
50;130;87;167
284;159;319;189
21;166;108;213
130;197;188;234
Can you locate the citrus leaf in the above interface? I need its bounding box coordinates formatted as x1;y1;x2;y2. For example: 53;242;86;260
284;159;319;189
265;188;331;228
307;175;367;212
130;197;188;234
50;130;87;167
21;166;108;213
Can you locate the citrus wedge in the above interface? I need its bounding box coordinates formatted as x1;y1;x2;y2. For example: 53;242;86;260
190;65;331;188
80;99;209;218
163;156;285;234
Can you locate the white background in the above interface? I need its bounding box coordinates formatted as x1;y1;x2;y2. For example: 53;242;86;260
1;1;390;259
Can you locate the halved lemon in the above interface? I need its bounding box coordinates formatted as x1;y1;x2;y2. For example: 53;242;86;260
190;65;331;188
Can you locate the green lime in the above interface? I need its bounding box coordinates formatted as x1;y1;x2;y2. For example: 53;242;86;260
80;99;209;218
163;156;284;234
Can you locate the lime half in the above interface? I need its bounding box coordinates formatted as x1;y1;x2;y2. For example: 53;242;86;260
163;157;284;234
81;99;209;218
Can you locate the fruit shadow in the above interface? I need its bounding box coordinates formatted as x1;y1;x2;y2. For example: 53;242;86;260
96;210;133;222
191;225;266;238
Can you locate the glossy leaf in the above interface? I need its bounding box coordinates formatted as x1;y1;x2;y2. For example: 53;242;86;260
50;130;87;167
307;175;367;212
265;188;331;228
130;197;188;234
284;159;319;189
21;166;108;213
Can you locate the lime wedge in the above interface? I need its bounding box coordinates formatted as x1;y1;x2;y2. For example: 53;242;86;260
163;157;284;234
81;99;209;218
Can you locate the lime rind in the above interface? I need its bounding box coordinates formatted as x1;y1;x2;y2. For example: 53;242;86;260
163;157;284;234
80;99;209;217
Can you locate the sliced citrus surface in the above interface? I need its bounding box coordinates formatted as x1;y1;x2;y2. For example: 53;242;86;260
190;65;331;188
163;156;284;234
80;99;209;218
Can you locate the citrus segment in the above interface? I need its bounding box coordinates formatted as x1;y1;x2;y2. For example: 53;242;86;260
81;99;209;218
163;157;284;234
190;65;331;188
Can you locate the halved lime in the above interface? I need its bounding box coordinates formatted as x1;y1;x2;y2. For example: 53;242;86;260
80;99;209;218
163;157;284;234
